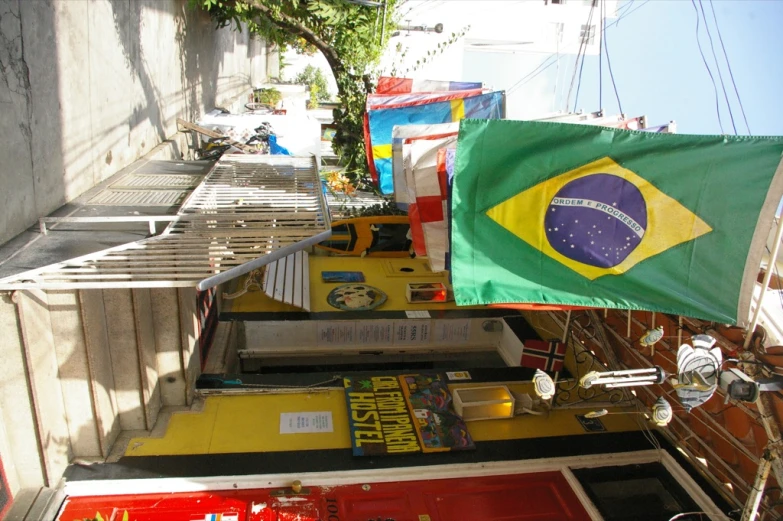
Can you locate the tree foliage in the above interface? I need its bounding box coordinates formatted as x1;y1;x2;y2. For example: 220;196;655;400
190;0;399;186
295;64;331;108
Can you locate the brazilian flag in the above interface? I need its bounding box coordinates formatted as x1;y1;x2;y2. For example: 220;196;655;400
451;119;783;324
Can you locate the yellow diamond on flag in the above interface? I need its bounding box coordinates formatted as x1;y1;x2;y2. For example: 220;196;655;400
486;157;713;280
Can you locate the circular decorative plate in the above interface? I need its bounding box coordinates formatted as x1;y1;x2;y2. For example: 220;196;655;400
327;284;387;311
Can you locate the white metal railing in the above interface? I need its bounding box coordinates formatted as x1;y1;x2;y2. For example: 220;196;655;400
0;155;330;290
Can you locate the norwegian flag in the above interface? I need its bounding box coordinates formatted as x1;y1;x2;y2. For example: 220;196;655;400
521;340;567;372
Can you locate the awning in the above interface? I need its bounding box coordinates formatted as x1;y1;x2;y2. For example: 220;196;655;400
0;155;330;291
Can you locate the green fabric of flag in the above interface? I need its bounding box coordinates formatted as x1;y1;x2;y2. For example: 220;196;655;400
451;119;783;324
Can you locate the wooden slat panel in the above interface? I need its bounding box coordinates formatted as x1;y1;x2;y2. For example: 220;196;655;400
302;251;311;312
273;256;286;301
283;254;295;306
264;261;277;299
293;250;303;309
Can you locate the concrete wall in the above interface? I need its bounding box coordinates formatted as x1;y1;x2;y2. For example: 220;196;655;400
0;0;270;245
0;287;200;492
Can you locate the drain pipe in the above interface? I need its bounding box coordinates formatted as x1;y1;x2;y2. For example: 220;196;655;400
740;452;771;521
744;217;783;349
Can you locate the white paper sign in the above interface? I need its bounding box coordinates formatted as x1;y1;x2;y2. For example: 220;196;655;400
357;321;394;345
405;310;431;319
279;412;334;434
393;320;431;344
317;322;355;345
435;319;471;343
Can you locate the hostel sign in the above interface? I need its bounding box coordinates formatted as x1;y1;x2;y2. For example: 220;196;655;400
343;374;475;457
344;375;420;456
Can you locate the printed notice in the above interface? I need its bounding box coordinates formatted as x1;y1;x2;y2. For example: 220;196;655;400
357;321;394;345
405;310;431;319
394;320;431;344
435;319;471;343
317;322;355;345
279;412;334;434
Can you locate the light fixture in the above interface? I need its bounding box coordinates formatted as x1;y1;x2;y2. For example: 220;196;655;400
672;334;721;412
533;369;555;400
453;386;515;421
580;367;666;389
584;396;673;426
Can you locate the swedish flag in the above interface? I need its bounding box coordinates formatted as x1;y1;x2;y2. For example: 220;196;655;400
451;119;783;324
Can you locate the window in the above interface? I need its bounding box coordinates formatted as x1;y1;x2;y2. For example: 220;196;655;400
580;24;596;45
572;463;702;521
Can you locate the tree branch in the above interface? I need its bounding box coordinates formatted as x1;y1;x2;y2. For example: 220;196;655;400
243;0;345;77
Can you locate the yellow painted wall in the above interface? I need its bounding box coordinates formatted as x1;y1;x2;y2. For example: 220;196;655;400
126;384;640;457
224;256;479;314
127;391;351;457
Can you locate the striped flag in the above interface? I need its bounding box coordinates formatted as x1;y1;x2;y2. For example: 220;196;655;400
368;91;505;194
377;76;482;94
365;90;483;187
392;122;459;204
409;136;457;270
368;90;483;110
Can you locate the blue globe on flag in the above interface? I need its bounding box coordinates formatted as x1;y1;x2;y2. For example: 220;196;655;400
544;174;648;268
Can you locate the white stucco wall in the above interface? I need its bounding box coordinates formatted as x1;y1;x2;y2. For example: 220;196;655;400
0;0;270;245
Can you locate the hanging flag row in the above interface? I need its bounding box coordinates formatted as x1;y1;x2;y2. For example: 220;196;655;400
363;76;781;324
365;76;505;194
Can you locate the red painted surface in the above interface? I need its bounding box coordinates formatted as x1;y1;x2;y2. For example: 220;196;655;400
57;472;590;521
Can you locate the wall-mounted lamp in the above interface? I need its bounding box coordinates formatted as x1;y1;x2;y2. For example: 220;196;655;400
453;386;515;421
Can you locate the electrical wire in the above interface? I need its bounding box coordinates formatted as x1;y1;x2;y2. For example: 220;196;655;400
598;0;604;110
690;0;724;134
668;513;708;521
572;39;590;113
572;4;596;112
708;0;751;135
506;50;566;95
508;0;649;98
697;0;736;134
615;0;635;21
602;0;624;114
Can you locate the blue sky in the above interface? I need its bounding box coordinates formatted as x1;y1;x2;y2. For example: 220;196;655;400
575;0;783;136
463;0;783;136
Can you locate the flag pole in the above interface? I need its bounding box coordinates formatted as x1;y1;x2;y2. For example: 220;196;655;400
627;310;631;338
562;310;571;343
678;316;683;347
556;310;571;386
744;216;783;349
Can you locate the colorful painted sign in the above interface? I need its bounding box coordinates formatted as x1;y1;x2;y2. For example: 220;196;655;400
326;284;387;311
321;271;366;283
344;374;475;456
344;375;420;456
399;374;475;453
